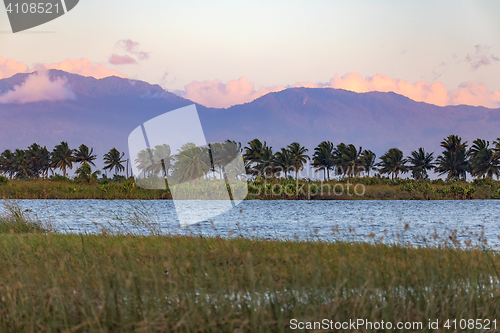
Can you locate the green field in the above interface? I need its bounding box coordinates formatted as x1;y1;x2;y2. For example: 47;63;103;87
0;206;499;332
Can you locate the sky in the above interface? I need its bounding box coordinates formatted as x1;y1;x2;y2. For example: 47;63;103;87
1;0;500;108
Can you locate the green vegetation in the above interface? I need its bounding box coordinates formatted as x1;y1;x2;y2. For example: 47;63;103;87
0;174;499;200
247;176;500;200
0;229;499;331
0;177;170;200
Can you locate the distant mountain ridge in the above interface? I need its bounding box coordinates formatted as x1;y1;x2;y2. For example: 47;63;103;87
0;70;499;171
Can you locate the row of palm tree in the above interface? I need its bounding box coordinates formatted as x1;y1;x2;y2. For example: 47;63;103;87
244;140;314;180
244;139;376;180
376;135;500;180
134;141;242;183
0;142;127;179
243;135;500;181
1;135;499;182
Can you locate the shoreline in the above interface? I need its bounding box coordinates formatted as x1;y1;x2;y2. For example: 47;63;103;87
0;177;498;200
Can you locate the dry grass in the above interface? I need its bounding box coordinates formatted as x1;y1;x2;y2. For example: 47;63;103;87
0;202;51;234
0;231;500;332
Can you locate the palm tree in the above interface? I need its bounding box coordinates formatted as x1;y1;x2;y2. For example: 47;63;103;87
135;148;154;177
243;139;266;165
254;146;275;177
74;144;97;166
150;144;174;177
287;142;310;180
103;148;126;176
334;143;364;177
172;143;211;183
407;148;435;180
274;148;294;178
0;149;16;179
13;149;31;178
360;150;376;177
469;139;500;179
25;143;51;178
51;141;75;178
312;141;335;180
434;135;469;181
243;138;271;177
76;162;92;182
377;148;408;180
210;140;243;180
493;138;500;159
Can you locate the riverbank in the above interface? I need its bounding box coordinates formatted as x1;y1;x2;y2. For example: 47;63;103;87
0;176;499;200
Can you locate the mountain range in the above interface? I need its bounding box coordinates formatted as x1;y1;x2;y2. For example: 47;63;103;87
0;70;499;172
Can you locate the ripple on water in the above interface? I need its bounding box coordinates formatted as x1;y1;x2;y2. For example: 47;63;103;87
0;199;499;247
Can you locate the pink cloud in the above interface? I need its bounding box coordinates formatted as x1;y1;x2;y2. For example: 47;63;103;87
328;72;451;106
110;39;150;65
326;72;500;108
45;58;127;79
109;54;137;65
0;70;75;104
177;73;500;109
0;57;126;80
179;77;285;108
465;44;500;71
118;39;140;53
0;57;29;79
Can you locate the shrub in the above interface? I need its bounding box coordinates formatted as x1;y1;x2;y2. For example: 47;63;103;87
473;178;498;187
50;174;72;182
112;175;127;183
431;178;445;185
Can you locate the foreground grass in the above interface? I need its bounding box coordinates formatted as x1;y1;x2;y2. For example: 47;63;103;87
0;176;500;200
1;231;500;332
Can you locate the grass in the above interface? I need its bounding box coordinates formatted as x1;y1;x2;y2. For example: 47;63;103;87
0;176;499;200
0;202;50;234
0;178;170;200
1;222;500;331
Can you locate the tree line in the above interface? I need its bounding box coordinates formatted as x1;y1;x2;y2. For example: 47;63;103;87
0;142;127;180
0;134;499;182
243;135;500;181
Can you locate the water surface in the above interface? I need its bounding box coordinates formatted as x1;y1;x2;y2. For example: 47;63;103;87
2;199;499;247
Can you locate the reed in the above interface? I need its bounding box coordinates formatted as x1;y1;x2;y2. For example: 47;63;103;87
0;230;499;332
0;201;50;234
